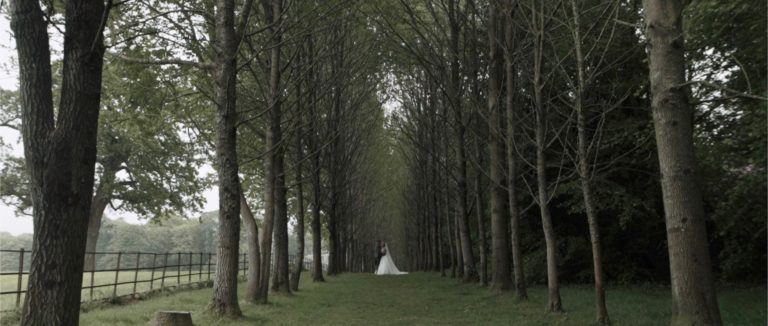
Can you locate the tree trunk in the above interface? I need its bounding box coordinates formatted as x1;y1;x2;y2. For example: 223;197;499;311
569;0;609;323
327;198;338;275
466;0;488;287
85;186;110;272
532;1;562;311
437;186;446;277
290;104;305;292
504;0;527;300
487;0;512;292
12;0;106;324
473;136;489;287
534;108;562;313
441;111;456;279
262;0;290;296
305;32;325;283
241;191;261;302
447;183;457;278
448;0;477;283
432;135;445;276
310;141;325;281
642;1;722;324
151;311;193;326
208;0;243;316
326;23;345;276
258;116;275;303
454;211;464;279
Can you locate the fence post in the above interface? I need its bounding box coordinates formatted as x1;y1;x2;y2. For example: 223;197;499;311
188;252;193;283
198;252;203;281
160;253;168;289
242;253;246;276
132;252;141;295
177;252;181;285
207;253;212;280
15;248;24;307
112;252;123;298
149;253;157;290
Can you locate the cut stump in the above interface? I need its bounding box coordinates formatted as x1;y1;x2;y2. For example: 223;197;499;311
151;311;193;326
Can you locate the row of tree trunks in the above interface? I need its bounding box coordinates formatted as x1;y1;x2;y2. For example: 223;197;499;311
390;1;723;324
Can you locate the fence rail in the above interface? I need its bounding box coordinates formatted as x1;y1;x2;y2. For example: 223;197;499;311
0;249;311;311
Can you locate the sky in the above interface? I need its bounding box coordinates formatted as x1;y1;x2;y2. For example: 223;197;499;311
0;15;220;235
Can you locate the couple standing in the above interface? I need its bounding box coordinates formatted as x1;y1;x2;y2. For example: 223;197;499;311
375;240;408;275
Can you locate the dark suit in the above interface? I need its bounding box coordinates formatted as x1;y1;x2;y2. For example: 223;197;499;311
375;245;385;270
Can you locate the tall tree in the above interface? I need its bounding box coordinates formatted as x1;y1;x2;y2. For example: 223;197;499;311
290;60;307;291
10;0;107;324
447;0;478;282
528;0;563;312
642;0;722;324
504;0;527;300
306;31;326;282
208;0;255;316
261;0;291;296
564;0;622;322
487;0;512;292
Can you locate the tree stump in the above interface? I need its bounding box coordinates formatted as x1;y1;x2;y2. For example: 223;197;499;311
151;311;193;326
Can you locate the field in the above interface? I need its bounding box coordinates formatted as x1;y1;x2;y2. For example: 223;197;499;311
3;272;762;325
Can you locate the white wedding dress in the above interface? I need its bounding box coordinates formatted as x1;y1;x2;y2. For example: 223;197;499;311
375;244;408;275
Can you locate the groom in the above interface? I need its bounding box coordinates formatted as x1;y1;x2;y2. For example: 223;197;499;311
375;240;385;270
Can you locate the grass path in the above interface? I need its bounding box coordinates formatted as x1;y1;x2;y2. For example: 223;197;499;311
69;272;766;325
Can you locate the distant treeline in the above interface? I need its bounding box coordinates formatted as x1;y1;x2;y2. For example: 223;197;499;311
0;212;304;272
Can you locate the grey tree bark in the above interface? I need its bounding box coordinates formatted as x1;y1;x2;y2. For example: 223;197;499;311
208;0;246;316
241;191;261;302
642;1;722;324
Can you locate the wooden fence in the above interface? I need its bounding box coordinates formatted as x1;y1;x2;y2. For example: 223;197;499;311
0;249;311;311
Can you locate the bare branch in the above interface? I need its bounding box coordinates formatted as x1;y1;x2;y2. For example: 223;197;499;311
680;80;768;102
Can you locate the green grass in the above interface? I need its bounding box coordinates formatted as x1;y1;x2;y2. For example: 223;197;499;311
0;269;216;312
1;272;764;325
69;272;767;325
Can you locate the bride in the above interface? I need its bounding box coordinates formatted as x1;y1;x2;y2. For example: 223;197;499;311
375;242;408;275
